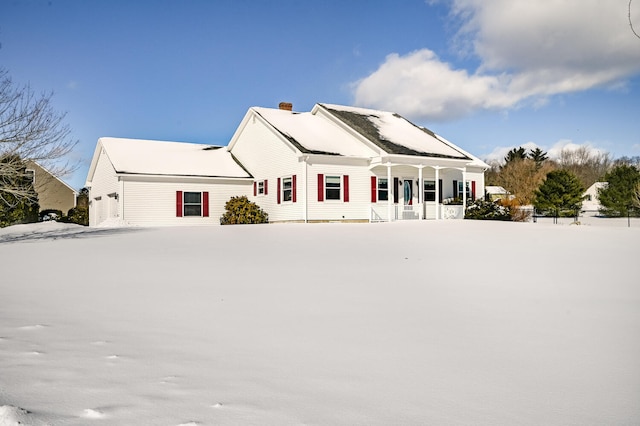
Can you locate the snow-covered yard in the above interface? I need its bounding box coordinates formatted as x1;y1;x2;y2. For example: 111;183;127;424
1;220;639;425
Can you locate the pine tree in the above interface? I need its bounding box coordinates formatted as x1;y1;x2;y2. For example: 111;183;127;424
528;147;549;168
533;170;584;218
598;165;640;217
504;147;528;164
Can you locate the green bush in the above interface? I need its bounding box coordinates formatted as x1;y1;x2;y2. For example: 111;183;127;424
220;196;268;225
0;199;39;228
65;206;88;226
40;209;63;222
465;199;511;220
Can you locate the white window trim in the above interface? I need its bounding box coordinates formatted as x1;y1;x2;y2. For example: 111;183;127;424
424;179;436;203
281;176;293;203
325;175;343;202
377;177;389;203
183;191;203;217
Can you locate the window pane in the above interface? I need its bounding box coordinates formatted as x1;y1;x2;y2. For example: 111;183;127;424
283;189;292;202
184;192;201;204
326;188;341;200
326;176;341;188
184;205;201;216
283;177;292;190
424;181;435;191
378;178;388;190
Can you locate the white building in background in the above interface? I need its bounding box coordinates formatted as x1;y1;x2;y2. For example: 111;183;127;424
582;182;607;215
86;102;489;226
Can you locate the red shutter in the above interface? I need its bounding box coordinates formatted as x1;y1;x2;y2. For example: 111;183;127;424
264;179;268;195
317;174;324;202
292;175;297;203
343;175;349;202
453;180;458;199
176;191;183;217
253;182;257;196
471;181;476;201
202;192;209;217
371;176;377;203
277;178;281;204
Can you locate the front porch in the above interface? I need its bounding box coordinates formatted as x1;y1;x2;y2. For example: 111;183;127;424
370;203;465;222
368;161;476;222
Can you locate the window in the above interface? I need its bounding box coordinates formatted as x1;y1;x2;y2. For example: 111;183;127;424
282;177;292;202
325;175;341;200
176;191;209;217
457;181;475;200
183;192;202;216
378;178;388;201
424;180;436;202
25;169;35;184
258;180;265;195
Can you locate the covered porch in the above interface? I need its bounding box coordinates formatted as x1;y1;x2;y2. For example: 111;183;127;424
368;159;476;222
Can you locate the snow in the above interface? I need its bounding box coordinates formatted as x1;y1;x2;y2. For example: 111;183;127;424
1;220;639;425
95;138;251;178
320;103;478;161
252;107;377;157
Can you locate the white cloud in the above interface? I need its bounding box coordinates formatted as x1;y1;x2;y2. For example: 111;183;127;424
353;0;640;121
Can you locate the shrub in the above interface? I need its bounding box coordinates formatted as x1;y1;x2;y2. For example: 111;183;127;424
220;196;268;225
499;198;532;222
40;209;63;222
65;205;89;226
465;199;511;220
0;199;39;228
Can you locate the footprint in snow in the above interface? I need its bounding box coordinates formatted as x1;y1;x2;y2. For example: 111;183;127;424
82;408;106;419
212;402;223;408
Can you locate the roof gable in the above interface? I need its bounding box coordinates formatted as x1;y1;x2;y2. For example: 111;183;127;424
249;107;378;158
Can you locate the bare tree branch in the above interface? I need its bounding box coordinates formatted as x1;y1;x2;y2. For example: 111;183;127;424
631;0;640;39
0;68;78;208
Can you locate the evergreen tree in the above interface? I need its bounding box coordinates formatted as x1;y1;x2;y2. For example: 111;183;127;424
0;155;39;227
533;170;584;218
528;147;549;168
504;147;528;164
598;165;640;217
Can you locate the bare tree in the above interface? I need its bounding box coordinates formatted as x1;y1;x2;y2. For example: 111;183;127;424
495;158;555;205
0;68;77;207
557;146;611;189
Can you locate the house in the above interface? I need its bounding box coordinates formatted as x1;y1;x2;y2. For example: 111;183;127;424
581;182;607;215
25;161;78;214
229;103;488;222
85;138;253;226
85;103;489;226
484;186;510;201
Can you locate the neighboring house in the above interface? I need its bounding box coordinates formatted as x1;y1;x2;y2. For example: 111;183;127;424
582;182;607;215
26;161;77;214
85;102;489;226
85;138;253;226
484;186;510;201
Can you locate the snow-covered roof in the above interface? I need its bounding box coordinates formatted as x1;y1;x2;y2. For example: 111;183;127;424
485;186;509;194
318;103;472;160
251;107;377;157
97;137;251;178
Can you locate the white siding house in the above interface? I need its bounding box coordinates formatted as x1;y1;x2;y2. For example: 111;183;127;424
85;103;489;226
582;182;607;215
85;138;252;227
228;103;489;222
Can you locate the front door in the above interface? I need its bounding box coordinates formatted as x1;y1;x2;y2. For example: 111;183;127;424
403;178;413;206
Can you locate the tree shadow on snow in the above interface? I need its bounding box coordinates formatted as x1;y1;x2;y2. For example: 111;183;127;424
0;226;146;244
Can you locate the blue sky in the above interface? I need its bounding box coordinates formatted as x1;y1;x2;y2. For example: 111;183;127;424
2;0;639;189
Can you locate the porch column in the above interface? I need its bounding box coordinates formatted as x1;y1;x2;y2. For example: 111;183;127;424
434;167;440;220
387;162;392;222
462;167;467;215
418;166;423;220
303;157;308;223
118;177;124;219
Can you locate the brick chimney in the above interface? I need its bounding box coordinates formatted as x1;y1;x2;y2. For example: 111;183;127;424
278;102;293;111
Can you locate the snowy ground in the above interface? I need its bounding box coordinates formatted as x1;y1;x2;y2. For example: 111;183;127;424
0;219;639;425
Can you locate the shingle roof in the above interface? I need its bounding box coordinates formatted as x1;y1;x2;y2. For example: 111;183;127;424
318;103;471;160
